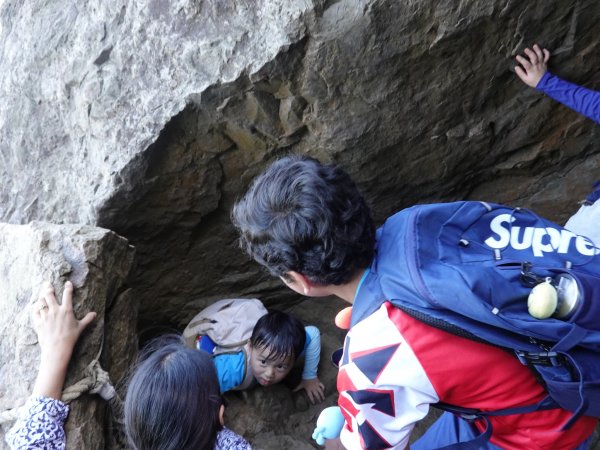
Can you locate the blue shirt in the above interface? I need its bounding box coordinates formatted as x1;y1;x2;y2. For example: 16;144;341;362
536;71;600;124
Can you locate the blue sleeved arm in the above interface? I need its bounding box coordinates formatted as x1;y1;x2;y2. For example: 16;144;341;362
5;396;69;450
213;351;246;393
536;71;600;124
302;326;321;380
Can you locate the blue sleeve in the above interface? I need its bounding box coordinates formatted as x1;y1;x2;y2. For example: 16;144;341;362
536;71;600;124
213;351;246;393
301;326;321;380
5;396;69;450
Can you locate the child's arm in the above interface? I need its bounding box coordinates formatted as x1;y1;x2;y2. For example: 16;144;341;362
293;325;325;404
515;44;600;124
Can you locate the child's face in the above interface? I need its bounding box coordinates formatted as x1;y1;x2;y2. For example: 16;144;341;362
248;345;294;386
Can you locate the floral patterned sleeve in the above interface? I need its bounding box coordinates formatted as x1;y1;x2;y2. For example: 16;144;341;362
214;427;253;450
5;396;69;450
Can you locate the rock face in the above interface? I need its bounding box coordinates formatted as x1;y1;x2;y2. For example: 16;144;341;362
0;223;134;449
0;0;311;225
1;0;600;448
2;0;599;327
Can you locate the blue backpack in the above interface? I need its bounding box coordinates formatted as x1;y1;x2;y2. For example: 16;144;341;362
353;201;600;447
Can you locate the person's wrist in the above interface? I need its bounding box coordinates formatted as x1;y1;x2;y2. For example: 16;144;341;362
39;349;72;370
33;359;69;399
534;70;549;89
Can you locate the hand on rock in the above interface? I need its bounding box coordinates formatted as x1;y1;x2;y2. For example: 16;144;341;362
515;44;550;88
31;281;96;399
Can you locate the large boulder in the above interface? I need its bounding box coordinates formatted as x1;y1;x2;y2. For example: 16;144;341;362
1;0;600;447
0;223;134;449
1;0;599;326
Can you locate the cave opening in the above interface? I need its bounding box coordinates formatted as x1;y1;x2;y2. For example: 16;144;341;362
94;78;348;447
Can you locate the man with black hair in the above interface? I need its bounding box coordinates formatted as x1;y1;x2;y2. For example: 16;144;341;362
232;155;597;449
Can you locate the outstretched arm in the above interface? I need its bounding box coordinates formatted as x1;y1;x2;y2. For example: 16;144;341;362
515;44;600;124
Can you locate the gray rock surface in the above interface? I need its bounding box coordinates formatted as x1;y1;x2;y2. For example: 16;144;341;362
0;223;134;449
0;0;311;225
1;0;598;325
1;0;600;447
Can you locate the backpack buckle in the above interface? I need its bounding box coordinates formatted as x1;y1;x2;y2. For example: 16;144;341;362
520;262;548;287
515;350;563;367
434;402;482;421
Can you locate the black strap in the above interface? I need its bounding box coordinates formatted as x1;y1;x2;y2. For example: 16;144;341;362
431;396;558;449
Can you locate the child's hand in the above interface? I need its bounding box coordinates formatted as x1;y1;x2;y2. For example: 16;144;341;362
31;281;96;399
515;44;550;88
294;377;326;404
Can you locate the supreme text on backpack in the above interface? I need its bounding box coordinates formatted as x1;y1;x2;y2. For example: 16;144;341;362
350;201;600;433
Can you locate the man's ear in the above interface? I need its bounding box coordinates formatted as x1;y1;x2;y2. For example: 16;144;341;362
219;404;225;426
286;271;313;295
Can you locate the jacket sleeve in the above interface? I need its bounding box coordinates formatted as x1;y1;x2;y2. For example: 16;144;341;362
338;383;432;450
337;304;439;450
536;71;600;124
5;396;69;450
302;325;321;380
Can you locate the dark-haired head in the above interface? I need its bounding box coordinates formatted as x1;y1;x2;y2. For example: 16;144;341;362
124;336;222;450
250;310;306;361
248;311;306;387
232;155;375;286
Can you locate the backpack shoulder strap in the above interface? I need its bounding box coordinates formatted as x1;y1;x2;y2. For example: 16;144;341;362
430;396;558;450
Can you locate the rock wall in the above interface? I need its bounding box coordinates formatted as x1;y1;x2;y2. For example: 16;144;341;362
95;0;600;331
3;0;598;326
0;223;134;449
0;0;312;225
1;0;600;448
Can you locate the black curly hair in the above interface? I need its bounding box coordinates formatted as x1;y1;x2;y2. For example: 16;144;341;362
232;155;375;286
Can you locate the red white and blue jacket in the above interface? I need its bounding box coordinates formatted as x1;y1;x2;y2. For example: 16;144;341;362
337;213;598;449
338;302;597;449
